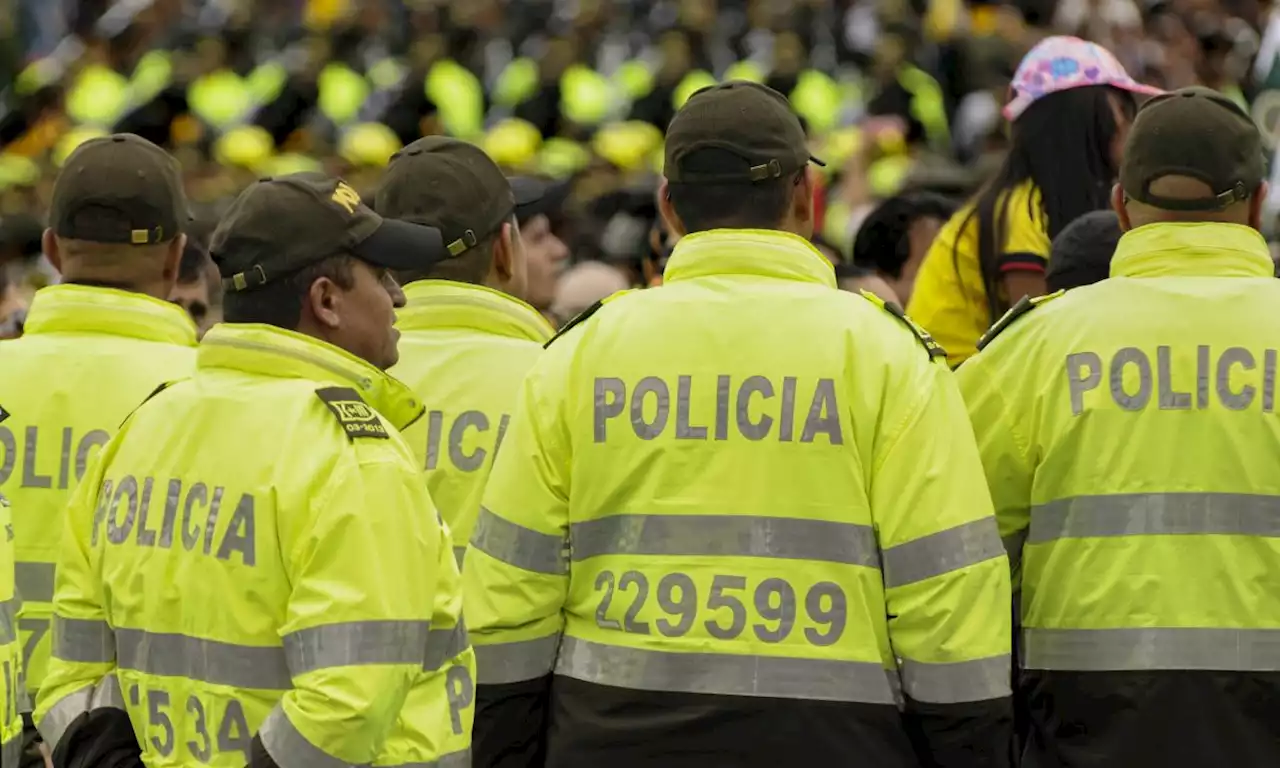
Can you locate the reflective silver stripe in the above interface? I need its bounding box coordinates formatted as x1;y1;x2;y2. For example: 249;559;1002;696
0;596;17;644
424;622;470;671
474;634;560;685
1024;627;1280;671
38;674;125;750
284;620;431;676
570;514;880;567
555;636;900;704
899;655;1010;703
453;546;467;569
53;617;116;663
882;518;1005;588
1028;493;1280;544
15;562;54;602
2;733;21;768
471;506;567;575
389;748;472;768
91;673;125;709
115;629;291;689
259;705;362;768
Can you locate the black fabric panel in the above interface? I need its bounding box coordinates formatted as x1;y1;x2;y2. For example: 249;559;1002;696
49;709;143;768
904;695;1014;768
1021;669;1280;768
473;677;552;768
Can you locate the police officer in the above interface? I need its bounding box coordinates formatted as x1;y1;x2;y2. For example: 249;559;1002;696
0;134;198;762
2;493;22;766
958;87;1280;768
376;137;555;566
464;81;1013;768
35;173;476;768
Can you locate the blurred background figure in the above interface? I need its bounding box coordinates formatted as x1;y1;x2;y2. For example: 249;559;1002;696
549;259;630;325
852;191;957;305
835;262;901;303
1046;209;1124;292
168;238;222;338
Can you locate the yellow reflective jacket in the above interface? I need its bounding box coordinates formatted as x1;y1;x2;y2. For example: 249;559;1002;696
390;281;553;566
2;492;21;765
0;286;197;702
957;222;1280;767
465;229;1011;766
35;324;474;768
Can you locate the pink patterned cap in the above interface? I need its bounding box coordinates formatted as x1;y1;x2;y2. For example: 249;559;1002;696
1004;36;1163;121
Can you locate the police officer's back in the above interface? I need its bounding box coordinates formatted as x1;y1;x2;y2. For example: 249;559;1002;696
2;493;22;766
465;81;1013;768
35;173;476;768
377;137;556;566
0;135;197;742
958;87;1280;768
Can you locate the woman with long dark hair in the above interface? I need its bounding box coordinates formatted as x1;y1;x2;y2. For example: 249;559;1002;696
907;37;1159;366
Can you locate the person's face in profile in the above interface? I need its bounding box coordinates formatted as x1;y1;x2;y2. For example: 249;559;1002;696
898;214;946;304
521;214;570;310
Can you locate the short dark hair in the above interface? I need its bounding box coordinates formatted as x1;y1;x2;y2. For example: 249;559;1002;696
667;149;798;232
1047;210;1123;292
394;215;513;286
178;240;210;285
223;254;357;328
852;192;957;278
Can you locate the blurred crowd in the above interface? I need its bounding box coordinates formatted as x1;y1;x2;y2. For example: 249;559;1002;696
0;0;1275;335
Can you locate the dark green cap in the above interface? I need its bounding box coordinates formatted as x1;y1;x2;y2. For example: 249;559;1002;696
211;171;446;293
50;133;189;245
376;137;543;259
664;80;824;185
1121;86;1266;212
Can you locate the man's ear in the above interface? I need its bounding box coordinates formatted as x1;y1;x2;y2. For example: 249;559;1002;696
492;222;515;282
657;179;688;238
1111;184;1132;231
792;167;816;229
43;229;61;273
1250;182;1270;232
306;275;344;330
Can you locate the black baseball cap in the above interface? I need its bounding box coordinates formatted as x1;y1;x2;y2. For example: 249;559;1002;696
1121;86;1267;212
376;137;543;259
211;172;446;292
510;176;570;224
50;133;189;245
664;80;825;185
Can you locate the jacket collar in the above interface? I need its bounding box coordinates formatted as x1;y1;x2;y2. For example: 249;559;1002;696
198;323;423;430
1111;222;1274;279
663;229;837;287
396;280;554;343
23;284;198;346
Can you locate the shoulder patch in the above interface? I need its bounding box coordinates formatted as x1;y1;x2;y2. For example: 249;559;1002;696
544;288;637;349
859;290;947;361
316;387;389;440
977;290;1065;352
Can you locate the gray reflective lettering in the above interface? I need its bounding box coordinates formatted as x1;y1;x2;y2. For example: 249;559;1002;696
736;376;774;440
1197;345;1211;408
593;377;625;442
445;665;474;736
158;479;181;549
779;377;797;442
108;476;139;545
0;427;13;484
705;574;748;639
135;477;157;547
203;487;225;556
216;698;252;756
22;427;51;488
90;480;114;547
1217;347;1256;411
182;483;208;551
655;572;697;637
800;379;844;444
216;494;256;565
58;427;72;489
630;377;670;440
449;411;489;472
714;375;730;440
1066;352;1102;416
753;578;798;643
1109;347;1152;411
75;430;109;481
1157;346;1190;410
496;414;511;454
675;376;707;440
186;696;212;762
425;411;444;470
1266;350;1278;413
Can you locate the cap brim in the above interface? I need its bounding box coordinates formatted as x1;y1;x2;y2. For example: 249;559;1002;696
1003;80;1165;121
809;155;827;168
353;217;448;272
512;177;571;222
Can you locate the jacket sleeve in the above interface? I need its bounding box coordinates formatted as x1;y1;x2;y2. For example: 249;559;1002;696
35;451;128;758
872;355;1013;768
254;454;439;768
464;352;571;768
2;494;25;762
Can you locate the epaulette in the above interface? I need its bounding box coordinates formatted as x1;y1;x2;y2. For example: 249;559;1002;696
120;380;180;428
315;387;390;441
859;290;947;361
544;289;635;349
977;290;1065;352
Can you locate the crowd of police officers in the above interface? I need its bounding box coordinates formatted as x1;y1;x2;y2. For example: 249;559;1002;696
2;77;1280;768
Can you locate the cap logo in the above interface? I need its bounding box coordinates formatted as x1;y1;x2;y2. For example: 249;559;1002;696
331;182;362;215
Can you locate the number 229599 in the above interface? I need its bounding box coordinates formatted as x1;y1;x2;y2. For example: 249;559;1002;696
593;570;848;646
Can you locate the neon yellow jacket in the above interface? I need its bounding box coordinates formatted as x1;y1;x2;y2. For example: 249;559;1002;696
1;492;21;766
0;285;196;702
390;281;553;566
36;323;474;768
465;229;1011;766
957;222;1280;766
